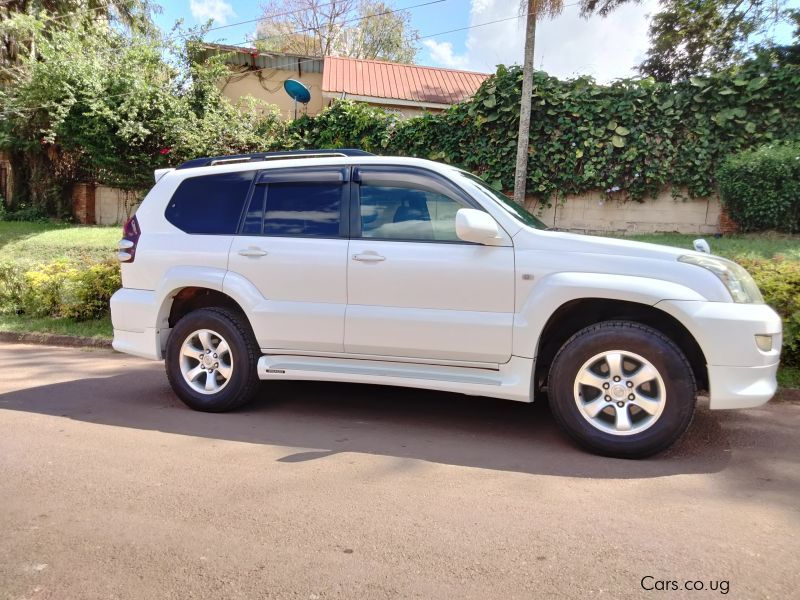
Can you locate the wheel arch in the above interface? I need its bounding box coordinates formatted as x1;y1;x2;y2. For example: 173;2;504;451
533;298;708;395
155;282;258;358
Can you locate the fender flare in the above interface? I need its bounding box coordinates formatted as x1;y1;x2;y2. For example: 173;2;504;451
513;272;707;358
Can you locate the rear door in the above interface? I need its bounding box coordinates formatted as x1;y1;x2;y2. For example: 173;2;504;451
227;166;350;352
345;166;515;364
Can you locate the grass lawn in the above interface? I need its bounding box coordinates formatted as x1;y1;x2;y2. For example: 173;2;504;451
618;232;800;261
0;221;119;267
0;221;797;389
0;314;112;339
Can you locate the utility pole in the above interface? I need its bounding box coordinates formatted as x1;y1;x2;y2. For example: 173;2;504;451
513;0;537;206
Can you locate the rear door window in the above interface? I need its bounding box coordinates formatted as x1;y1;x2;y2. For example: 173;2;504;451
165;171;254;234
242;168;347;238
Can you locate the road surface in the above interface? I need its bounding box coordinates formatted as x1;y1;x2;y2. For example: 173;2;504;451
1;343;798;599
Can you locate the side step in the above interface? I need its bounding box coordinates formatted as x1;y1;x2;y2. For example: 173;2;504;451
256;355;534;402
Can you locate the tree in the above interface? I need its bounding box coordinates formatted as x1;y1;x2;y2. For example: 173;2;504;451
254;0;418;62
513;0;564;205
579;0;637;16
337;1;417;63
1;1;154;72
639;0;789;81
0;14;286;213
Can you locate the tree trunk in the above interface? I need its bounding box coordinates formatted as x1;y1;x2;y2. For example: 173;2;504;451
513;0;537;206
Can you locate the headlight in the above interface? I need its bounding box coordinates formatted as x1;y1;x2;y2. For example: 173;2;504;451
678;254;764;304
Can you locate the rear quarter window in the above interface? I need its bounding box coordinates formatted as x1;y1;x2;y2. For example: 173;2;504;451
165;171;254;234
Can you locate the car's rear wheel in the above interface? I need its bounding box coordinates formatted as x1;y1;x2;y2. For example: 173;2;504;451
548;321;696;458
165;307;259;412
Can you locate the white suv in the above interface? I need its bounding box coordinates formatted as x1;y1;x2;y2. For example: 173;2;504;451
110;149;782;458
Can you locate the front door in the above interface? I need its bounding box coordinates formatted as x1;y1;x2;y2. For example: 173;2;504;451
345;166;515;364
227;166;350;352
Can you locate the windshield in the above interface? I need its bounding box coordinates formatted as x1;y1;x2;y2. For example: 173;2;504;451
453;170;548;230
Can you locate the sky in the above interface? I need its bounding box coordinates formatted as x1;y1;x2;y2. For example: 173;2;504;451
153;0;797;82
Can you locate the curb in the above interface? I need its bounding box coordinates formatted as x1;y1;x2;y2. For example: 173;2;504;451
0;331;112;349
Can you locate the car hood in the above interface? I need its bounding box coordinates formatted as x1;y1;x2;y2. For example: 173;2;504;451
511;227;730;302
514;228;692;260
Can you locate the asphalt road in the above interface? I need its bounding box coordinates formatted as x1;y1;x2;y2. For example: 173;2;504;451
1;342;799;600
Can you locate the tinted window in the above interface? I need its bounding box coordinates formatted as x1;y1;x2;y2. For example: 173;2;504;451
165;171;254;234
360;185;463;241
454;170;548;230
243;182;342;237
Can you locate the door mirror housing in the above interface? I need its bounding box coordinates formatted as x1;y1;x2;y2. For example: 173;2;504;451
455;208;501;244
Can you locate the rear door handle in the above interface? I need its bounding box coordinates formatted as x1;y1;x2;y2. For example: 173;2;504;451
352;252;386;262
238;246;268;257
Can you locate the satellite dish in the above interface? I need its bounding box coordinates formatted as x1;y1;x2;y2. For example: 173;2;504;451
284;79;311;118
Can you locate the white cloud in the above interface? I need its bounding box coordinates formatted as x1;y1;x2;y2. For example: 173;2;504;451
190;0;236;25
427;0;658;82
422;40;469;69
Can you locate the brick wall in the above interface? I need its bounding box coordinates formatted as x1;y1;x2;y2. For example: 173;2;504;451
71;183;96;224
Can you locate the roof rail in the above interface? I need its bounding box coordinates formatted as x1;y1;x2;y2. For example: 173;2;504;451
176;149;375;170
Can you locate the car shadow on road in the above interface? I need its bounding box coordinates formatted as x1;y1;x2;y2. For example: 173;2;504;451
0;365;733;478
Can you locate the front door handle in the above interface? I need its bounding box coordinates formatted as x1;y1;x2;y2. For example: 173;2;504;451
238;246;268;257
352;252;386;262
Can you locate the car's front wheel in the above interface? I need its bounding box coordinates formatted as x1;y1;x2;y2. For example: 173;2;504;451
548;321;696;458
165;307;260;412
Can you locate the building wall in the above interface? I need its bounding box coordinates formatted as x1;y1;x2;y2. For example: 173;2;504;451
361;102;442;119
526;189;722;235
220;70;325;119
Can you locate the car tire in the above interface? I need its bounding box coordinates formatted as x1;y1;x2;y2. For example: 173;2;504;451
548;321;696;458
165;307;260;412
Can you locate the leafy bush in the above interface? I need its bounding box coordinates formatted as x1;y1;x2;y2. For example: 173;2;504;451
18;260;80;317
291;54;800;203
0;259;120;321
0;203;50;223
718;144;800;233
62;261;121;320
736;256;800;364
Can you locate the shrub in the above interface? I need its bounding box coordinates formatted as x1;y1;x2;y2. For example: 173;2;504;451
736;256;800;365
718;144;800;233
61;261;121;320
0;202;50;222
0;259;120;321
19;260;80;317
0;263;26;311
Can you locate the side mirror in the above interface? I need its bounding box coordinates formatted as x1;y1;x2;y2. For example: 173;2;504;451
455;208;501;244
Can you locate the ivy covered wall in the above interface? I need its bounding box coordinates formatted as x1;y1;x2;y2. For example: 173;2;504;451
286;52;800;203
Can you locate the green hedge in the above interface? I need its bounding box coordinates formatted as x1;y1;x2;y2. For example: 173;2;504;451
736;256;800;365
718;144;800;232
0;259;120;321
284;52;800;203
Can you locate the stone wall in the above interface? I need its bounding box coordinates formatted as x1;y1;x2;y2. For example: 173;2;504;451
526;188;721;235
77;183;725;234
95;186;139;225
70;184;140;225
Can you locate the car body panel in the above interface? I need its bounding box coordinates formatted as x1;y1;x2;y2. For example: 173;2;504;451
111;154;782;412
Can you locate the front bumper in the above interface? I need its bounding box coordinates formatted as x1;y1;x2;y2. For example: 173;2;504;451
655;300;782;410
707;363;778;409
